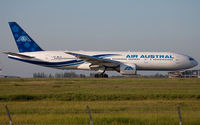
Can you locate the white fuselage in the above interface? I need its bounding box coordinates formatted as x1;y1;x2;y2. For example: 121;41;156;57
8;51;198;72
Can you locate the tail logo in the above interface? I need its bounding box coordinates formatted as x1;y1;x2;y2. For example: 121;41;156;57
17;36;31;42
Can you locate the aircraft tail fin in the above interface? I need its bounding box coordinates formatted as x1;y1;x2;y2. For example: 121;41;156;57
8;22;43;53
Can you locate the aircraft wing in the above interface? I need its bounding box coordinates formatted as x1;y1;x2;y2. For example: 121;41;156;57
4;52;34;59
65;52;120;67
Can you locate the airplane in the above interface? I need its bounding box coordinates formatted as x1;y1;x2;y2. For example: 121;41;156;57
4;22;198;78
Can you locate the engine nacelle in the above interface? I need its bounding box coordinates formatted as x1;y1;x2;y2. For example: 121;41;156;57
120;63;137;75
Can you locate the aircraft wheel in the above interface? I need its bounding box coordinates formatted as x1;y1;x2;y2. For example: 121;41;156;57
94;73;108;78
103;74;108;78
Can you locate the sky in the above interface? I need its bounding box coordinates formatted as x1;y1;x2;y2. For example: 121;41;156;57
0;0;200;77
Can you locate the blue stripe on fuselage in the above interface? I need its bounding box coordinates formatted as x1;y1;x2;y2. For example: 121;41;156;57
8;54;120;67
8;56;84;67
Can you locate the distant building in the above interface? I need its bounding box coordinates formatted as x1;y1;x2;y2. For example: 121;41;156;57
169;70;200;78
0;75;20;78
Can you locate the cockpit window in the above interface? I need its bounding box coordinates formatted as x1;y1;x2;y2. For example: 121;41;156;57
189;57;194;61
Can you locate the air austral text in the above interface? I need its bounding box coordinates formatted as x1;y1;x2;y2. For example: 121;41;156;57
126;54;174;59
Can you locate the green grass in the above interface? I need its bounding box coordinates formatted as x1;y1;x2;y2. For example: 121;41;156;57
0;78;200;124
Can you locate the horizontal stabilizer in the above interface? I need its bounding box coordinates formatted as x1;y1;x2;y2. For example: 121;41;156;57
4;52;34;59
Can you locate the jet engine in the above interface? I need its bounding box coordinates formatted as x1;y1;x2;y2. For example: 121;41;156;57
120;63;137;75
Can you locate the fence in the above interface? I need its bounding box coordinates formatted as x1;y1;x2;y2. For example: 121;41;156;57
3;104;183;125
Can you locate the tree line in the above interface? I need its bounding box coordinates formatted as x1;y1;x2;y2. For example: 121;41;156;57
33;72;168;78
33;71;86;78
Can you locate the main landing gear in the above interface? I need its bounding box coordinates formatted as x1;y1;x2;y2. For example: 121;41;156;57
94;66;108;78
94;73;108;78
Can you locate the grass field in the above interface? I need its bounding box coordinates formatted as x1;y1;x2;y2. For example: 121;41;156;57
0;78;200;124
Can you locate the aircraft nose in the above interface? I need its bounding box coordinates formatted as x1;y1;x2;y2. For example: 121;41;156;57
188;56;198;68
194;60;198;67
